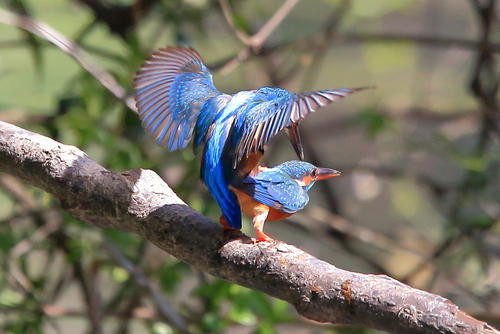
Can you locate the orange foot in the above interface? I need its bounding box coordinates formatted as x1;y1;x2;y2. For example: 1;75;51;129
255;230;273;243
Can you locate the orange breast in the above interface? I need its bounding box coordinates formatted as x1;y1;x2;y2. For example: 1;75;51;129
267;208;292;222
229;186;292;222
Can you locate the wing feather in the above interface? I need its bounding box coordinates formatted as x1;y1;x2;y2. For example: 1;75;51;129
241;170;309;214
232;87;369;166
133;46;221;151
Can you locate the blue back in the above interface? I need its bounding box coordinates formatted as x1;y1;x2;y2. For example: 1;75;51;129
193;94;232;153
200;91;257;229
201;120;242;228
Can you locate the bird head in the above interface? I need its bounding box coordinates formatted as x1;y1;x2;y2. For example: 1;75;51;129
276;160;341;191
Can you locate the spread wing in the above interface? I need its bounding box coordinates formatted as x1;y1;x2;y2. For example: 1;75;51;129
133;46;221;151
241;170;309;214
232;87;369;165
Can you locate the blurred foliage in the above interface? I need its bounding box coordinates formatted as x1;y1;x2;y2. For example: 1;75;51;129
0;0;498;333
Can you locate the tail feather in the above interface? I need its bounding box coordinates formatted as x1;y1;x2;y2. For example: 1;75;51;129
204;161;242;229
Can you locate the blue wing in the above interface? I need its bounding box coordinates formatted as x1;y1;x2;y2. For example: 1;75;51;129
241;169;309;214
133;47;221;151
231;87;369;166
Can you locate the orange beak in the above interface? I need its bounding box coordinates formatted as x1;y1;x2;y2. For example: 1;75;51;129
314;168;341;181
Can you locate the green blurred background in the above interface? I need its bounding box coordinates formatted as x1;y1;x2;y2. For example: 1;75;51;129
0;0;498;333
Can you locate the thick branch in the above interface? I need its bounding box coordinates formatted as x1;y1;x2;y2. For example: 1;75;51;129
0;121;497;334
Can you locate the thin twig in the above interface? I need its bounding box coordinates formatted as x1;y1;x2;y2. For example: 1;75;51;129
211;32;500;72
248;0;300;49
0;8;136;111
218;0;251;45
220;0;300;50
295;205;427;256
0;174;105;334
216;0;300;74
102;238;189;334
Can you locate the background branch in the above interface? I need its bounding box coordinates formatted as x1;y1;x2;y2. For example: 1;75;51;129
0;8;136;111
102;238;189;333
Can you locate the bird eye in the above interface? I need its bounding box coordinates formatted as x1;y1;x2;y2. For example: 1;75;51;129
311;169;318;177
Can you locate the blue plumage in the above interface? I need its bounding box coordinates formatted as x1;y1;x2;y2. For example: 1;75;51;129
133;46;365;229
242;170;309;214
230;87;366;164
239;161;320;214
134;47;220;151
193;94;231;153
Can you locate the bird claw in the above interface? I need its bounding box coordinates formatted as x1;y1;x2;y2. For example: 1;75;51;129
254;230;273;243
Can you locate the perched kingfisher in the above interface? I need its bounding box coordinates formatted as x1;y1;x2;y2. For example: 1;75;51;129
133;46;365;230
230;161;341;241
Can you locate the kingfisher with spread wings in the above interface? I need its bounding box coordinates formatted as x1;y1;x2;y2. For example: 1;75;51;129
133;46;366;231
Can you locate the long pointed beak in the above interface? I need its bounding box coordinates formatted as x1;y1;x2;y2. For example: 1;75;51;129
286;123;304;161
315;168;341;181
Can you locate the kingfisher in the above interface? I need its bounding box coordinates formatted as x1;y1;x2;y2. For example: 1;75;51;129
133;46;366;230
230;161;341;241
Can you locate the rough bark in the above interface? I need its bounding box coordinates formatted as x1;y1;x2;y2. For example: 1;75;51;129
0;121;497;334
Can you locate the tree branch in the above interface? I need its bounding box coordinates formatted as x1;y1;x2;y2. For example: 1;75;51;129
0;121;497;334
